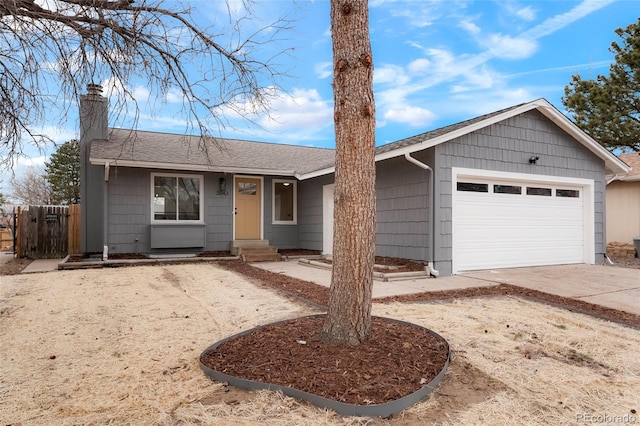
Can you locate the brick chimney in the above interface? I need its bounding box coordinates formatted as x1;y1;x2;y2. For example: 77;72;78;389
79;84;108;254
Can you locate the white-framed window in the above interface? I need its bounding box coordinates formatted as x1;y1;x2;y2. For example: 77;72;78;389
151;173;203;223
272;179;297;225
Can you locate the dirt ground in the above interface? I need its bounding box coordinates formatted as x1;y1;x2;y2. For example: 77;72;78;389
1;260;639;425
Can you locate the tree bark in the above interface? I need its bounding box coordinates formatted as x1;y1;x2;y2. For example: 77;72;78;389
320;0;376;346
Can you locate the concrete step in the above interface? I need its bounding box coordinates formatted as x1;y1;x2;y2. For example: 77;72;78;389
230;239;270;255
236;244;281;262
238;247;278;256
242;252;282;262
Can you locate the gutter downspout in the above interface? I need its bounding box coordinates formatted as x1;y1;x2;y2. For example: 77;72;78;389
404;153;439;277
103;162;110;260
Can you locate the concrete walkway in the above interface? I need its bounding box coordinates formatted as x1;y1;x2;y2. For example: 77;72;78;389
20;258;65;274
253;260;496;298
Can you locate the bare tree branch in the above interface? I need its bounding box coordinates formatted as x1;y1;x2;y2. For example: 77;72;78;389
0;0;292;166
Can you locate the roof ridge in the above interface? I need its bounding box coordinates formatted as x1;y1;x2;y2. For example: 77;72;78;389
108;127;335;152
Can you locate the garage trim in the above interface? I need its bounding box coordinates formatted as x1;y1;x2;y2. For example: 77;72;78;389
451;167;595;274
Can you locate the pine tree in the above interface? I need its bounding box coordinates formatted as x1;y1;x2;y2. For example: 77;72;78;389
45;140;80;205
563;18;640;152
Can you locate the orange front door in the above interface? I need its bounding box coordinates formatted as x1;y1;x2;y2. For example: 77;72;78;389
234;177;261;239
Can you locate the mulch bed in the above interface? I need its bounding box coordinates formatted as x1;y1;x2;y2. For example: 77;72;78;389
279;249;323;257
197;251;233;257
200;315;449;405
313;256;426;273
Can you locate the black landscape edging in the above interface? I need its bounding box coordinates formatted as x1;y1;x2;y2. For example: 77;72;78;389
199;314;450;418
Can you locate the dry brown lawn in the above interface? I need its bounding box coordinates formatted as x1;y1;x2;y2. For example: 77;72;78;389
1;263;638;425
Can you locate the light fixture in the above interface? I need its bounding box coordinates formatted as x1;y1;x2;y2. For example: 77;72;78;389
283;182;291;186
529;156;539;165
217;177;228;195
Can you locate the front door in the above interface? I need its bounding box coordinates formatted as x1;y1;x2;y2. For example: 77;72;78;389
234;177;262;239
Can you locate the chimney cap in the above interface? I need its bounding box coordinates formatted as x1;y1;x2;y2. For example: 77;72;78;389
87;83;103;96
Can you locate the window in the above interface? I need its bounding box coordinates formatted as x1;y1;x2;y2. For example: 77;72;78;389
556;189;580;198
494;184;522;195
526;187;552;196
239;182;257;195
273;180;297;224
152;174;202;222
457;182;488;192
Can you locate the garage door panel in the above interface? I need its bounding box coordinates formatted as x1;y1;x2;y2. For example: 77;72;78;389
454;177;585;272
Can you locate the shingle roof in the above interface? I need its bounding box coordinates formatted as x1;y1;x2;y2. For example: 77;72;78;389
90;129;335;176
617;152;640;181
89;99;629;177
375;103;525;155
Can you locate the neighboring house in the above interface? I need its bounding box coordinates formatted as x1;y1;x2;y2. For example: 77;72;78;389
606;152;640;244
79;85;629;276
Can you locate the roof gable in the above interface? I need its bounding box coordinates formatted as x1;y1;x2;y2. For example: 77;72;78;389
368;99;629;176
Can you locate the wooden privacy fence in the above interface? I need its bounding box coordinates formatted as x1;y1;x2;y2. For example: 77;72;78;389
17;205;81;259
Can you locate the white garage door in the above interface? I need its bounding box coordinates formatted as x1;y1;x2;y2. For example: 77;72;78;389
453;171;591;273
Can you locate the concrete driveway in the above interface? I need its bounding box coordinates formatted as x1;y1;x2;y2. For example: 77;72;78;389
461;264;640;315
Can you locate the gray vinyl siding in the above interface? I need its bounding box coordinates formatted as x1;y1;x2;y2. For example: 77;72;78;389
375;154;432;261
298;158;435;261
106;167;149;253
105;167;232;254
298;174;334;251
203;173;233;251
264;176;299;249
433;109;606;276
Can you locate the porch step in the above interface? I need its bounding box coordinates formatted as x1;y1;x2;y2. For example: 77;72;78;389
231;240;281;262
240;247;281;262
230;239;270;256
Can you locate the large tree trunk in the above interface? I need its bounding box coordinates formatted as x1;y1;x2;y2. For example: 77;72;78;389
320;0;376;346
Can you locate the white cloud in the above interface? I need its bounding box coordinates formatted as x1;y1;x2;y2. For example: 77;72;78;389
407;58;431;75
375;64;410;85
258;88;333;132
485;34;538;60
384;106;437;127
516;6;536;21
451;65;496;92
314;62;332;79
41;126;78;145
459;19;481;35
101;77;150;103
14;156;47;169
524;0;615;40
164;88;185;104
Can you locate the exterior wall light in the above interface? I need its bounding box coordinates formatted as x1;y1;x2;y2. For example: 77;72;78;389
217;177;228;195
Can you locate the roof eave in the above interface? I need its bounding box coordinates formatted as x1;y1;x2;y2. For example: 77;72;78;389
89;157;297;177
532;99;631;175
618;175;640;182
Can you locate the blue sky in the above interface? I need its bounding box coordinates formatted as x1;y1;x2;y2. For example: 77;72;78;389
0;0;635;197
